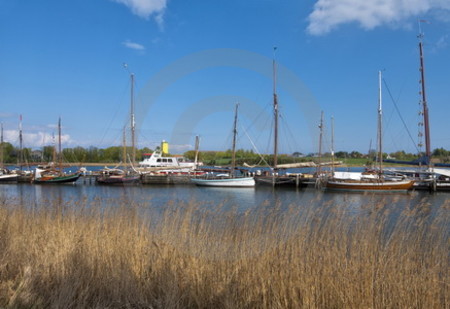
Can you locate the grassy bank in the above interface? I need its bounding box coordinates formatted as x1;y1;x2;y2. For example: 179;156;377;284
0;198;448;308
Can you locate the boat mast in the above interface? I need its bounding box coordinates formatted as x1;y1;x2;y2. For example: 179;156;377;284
231;103;239;177
418;28;431;166
331;116;335;173
122;126;127;165
273;47;278;169
0;123;3;169
58;117;62;171
317;111;324;176
377;71;383;174
19;115;23;169
51;133;56;165
194;135;200;167
130;72;136;166
124;63;136;166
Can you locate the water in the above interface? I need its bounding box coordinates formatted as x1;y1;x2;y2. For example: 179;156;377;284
1;165;449;227
1;177;449;214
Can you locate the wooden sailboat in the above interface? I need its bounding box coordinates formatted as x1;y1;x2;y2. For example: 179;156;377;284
33;118;81;184
0;123;19;183
325;71;414;192
191;103;255;187
96;127;140;185
96;67;140;185
13;115;33;182
381;28;450;190
253;48;311;187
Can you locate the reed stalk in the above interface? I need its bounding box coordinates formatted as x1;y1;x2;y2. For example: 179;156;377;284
0;196;448;308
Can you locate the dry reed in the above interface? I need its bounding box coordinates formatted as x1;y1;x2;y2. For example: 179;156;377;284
0;195;448;308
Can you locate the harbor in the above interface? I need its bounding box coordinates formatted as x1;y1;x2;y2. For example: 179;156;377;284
2;1;450;307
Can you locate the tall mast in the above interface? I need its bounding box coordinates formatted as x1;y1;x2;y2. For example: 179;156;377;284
51;133;56;164
130;72;136;166
418;29;431;166
124;63;136;166
317;111;324;175
19;115;23;169
331;116;335;173
231;103;239;176
273;47;278;168
377;71;383;173
0;123;3;169
194;135;200;167
122;126;127;165
58;117;62;171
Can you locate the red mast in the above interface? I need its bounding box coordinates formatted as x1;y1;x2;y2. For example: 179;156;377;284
418;26;431;166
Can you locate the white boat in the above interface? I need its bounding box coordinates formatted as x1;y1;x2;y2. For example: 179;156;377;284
138;148;200;169
0;170;19;183
191;176;255;187
191;103;256;187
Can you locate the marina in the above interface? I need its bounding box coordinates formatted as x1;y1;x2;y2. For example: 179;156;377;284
2;1;450;308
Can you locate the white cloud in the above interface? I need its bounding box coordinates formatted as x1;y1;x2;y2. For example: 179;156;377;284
122;40;146;50
112;0;167;28
169;143;193;154
435;34;449;50
307;0;450;35
4;130;72;148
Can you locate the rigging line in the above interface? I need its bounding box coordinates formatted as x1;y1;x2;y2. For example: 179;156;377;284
98;78;130;147
279;113;302;155
279;115;295;155
248;112;272;148
382;78;420;154
241;124;270;167
242;100;272;139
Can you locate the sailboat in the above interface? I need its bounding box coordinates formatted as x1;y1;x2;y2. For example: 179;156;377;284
191;103;255;187
33;118;81;184
96;67;140;185
381;28;450;191
0;123;19;183
324;71;414;192
96;127;140;185
253;48;313;187
12;115;33;182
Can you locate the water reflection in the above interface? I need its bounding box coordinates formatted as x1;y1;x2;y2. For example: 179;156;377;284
0;182;448;218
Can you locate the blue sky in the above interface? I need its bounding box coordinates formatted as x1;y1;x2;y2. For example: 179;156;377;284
1;0;449;155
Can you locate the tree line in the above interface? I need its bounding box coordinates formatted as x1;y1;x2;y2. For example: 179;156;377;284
1;142;450;165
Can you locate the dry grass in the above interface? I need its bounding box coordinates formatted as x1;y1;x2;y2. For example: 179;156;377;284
0;195;448;309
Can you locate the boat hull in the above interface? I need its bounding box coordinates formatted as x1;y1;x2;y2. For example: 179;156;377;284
254;175;313;187
325;179;414;192
34;173;81;184
96;175;140;185
191;177;255;187
0;174;19;183
141;174;191;185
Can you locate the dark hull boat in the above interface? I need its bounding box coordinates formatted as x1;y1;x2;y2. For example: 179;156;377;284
96;174;140;185
32;118;81;185
33;170;81;184
254;174;311;187
96;168;140;185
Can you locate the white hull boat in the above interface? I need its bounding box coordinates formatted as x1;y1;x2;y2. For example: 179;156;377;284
139;149;200;169
191;177;255;187
0;173;19;183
